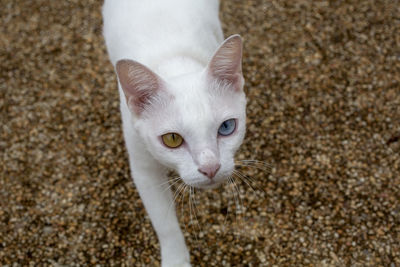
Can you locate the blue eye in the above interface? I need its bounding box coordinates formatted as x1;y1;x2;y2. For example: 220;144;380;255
218;119;236;136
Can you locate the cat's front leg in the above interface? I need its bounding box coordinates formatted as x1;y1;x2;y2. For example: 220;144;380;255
130;156;191;267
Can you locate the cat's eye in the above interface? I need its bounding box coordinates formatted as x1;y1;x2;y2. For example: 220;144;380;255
162;133;183;148
218;119;236;136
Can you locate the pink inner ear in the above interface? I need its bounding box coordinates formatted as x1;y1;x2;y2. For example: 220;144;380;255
116;59;163;115
208;35;243;85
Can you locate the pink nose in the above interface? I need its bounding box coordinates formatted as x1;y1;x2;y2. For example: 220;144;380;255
198;163;221;179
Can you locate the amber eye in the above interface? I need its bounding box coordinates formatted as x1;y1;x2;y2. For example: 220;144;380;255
162;133;183;148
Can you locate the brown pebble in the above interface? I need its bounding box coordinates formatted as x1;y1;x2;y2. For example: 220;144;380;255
1;0;399;266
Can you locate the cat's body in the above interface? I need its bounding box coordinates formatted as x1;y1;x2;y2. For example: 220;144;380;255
103;0;223;75
103;1;246;266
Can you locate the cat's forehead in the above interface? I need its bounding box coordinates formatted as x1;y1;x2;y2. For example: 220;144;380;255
167;71;205;94
167;73;238;119
163;87;218;133
146;72;245;135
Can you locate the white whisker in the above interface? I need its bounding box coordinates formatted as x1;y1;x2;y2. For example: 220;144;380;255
232;169;257;194
161;177;182;194
158;176;180;187
167;183;186;218
228;177;240;234
180;184;189;234
188;187;200;243
239;159;273;168
231;176;244;214
235;163;272;173
191;187;202;234
189;186;193;226
230;176;245;235
221;177;232;235
235;160;273;174
233;169;265;193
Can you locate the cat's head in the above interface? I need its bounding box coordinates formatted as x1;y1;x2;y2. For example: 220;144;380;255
116;35;246;189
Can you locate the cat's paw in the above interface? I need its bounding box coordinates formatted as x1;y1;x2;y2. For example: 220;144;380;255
162;262;191;267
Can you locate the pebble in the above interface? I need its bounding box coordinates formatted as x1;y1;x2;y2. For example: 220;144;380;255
1;0;399;266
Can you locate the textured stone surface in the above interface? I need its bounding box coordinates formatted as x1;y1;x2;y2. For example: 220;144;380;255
1;0;399;266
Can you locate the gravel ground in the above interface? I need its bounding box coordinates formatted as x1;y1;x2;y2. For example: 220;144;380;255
1;0;399;266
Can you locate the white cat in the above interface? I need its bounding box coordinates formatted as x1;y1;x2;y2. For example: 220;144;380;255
103;1;246;266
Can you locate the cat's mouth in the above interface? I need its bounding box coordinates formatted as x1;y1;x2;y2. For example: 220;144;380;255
188;179;223;190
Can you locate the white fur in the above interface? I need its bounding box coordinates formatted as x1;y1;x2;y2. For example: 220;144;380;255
103;1;246;266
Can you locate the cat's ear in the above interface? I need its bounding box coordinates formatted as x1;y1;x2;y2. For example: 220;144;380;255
207;34;244;90
116;59;165;115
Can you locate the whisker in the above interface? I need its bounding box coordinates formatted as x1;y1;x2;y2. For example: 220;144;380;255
235;162;272;174
232;169;257;194
238;160;273;168
228;177;240;234
158;176;181;187
189;186;193;226
180;184;189;234
226;178;235;232
233;169;265;193
232;175;247;236
189;187;200;243
191;187;202;234
167;183;186;218
236;160;272;191
235;159;273;174
231;176;244;216
180;184;187;213
173;183;186;204
161;177;182;194
232;177;242;212
222;177;232;235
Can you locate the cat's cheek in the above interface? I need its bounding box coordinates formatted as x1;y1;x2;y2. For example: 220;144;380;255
176;167;201;184
153;145;193;174
219;158;235;177
218;137;242;156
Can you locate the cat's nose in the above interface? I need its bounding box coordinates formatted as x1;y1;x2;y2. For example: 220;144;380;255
198;163;221;179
